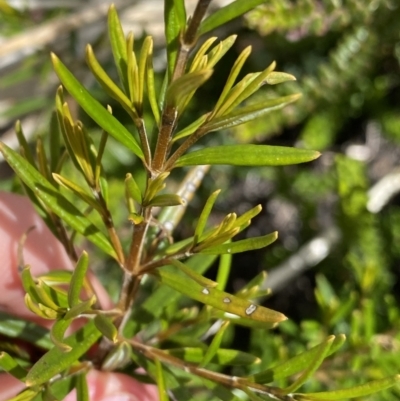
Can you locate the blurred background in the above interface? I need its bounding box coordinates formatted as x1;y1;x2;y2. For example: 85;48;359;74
1;0;400;398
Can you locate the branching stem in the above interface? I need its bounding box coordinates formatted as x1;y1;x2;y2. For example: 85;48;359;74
164;126;208;170
172;0;213;81
127;337;288;400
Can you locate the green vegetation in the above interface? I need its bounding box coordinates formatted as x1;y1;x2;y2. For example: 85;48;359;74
0;0;399;400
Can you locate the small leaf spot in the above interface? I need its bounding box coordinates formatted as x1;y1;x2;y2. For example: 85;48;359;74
227;249;232;253
202;288;210;295
223;297;231;303
245;304;257;315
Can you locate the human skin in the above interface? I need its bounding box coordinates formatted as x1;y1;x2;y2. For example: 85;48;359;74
0;191;158;401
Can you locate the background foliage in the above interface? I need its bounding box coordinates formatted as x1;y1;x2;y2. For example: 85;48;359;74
1;0;400;400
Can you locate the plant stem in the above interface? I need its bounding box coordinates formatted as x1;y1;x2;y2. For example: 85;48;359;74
172;0;213;82
125;211;151;275
164;127;208;170
152;0;212;172
151;104;178;172
127;337;288;399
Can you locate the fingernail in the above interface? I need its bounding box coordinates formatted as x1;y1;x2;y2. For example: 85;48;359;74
103;394;139;401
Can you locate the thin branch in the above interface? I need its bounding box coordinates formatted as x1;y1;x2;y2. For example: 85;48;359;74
151;105;178;172
164;126;208;170
171;0;214;81
127;337;289;400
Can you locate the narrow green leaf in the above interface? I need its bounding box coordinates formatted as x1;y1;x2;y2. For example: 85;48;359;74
190;37;218;71
95;130;108;187
138;36;153;114
251;334;346;384
52;173;102;213
124;254;217;337
196;227;240;251
36;136;51;181
302;375;400;400
164;0;187;78
283;335;335;394
55;88;81;172
0;142;117;259
212;45;252;116
207;35;237;68
213;72;261;118
0;352;27;381
76;372;89;401
50;319;73;352
216;252;232;291
37;279;68;309
166;69;213;108
125;173;143;204
126;32;139;106
217;213;237;233
236;271;267;299
166;347;260;366
21;266;42;305
145;36;160;124
143;172;170;204
65;121;96;187
147;194;184;207
131;350;181;390
152;268;287;324
24;294;57;320
25;320;101;386
51;54;143;159
266;71;296;85
198;232;278;255
49;110;61;173
0;311;53;350
201;321;230;367
203;94;302;134
38;270;72;286
15;120;36;167
169;259;218;289
155;358;169;401
85;44;135;119
234;204;262;228
199;0;267;35
328;333;346;356
68;251;89;308
94;314;118;343
6;389;38;401
108;4;129;92
194;189;221;243
176;144;320;168
39;304;59;320
64;296;96;320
